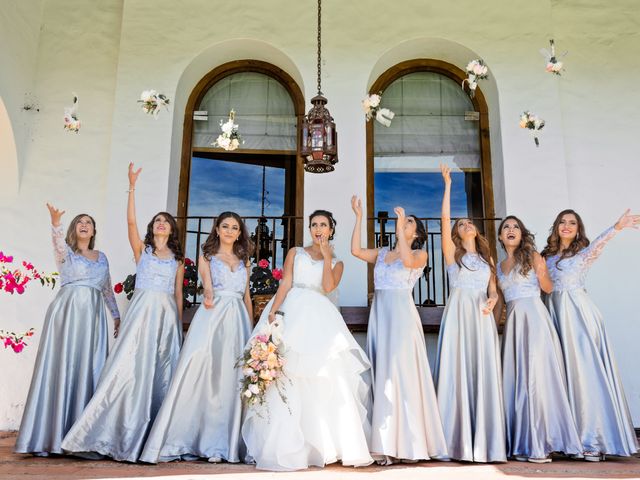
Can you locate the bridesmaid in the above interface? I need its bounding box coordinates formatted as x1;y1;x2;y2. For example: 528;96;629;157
141;212;254;464
61;163;184;462
497;215;581;463
541;209;640;461
350;197;447;464
433;164;506;463
15;205;120;456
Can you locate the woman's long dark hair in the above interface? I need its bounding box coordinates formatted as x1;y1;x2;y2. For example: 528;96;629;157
201;211;253;263
393;215;427;250
541;209;589;268
451;218;496;276
143;212;184;262
66;214;96;252
498;215;536;276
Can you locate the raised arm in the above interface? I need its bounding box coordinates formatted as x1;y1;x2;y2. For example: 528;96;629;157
395;206;428;269
320;237;343;293
199;255;214;309
127;163;144;262
350;195;378;263
47;203;68;269
533;251;553;294
440;164;455;266
582;209;639;267
268;247;296;324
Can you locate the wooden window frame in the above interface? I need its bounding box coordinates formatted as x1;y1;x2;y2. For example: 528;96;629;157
177;60;306;245
365;59;497;293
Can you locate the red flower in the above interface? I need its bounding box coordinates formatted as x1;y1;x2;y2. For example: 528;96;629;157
12;341;25;353
258;259;269;269
16;285;25;295
113;283;124;294
3;338;13;348
183;279;189;286
272;268;283;281
184;258;194;266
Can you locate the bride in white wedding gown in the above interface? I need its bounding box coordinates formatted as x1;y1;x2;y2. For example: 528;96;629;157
242;210;373;471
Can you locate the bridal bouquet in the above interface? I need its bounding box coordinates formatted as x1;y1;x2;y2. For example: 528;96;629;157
63;94;80;133
138;90;170;117
238;317;288;412
519;111;545;147
362;93;395;127
540;39;567;76
462;59;489;98
213;109;243;150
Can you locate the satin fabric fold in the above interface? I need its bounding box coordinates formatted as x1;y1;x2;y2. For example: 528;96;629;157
140;291;251;463
15;286;109;455
547;290;639;456
61;289;182;462
367;289;448;461
502;297;582;458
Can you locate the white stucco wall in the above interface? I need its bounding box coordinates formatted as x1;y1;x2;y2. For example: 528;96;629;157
0;0;638;429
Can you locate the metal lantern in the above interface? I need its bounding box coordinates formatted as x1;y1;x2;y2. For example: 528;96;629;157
301;0;338;173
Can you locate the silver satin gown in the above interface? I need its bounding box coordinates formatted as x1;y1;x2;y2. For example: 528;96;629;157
498;264;581;459
140;257;252;463
545;226;639;457
15;225;120;455
242;248;373;471
61;246;182;462
434;253;506;463
367;248;448;461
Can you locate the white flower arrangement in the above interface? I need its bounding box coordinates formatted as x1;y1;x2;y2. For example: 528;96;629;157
540;39;567;76
138;89;170;118
63;94;80;133
462;59;489;98
519;111;545;147
213;109;243;151
362;93;395;127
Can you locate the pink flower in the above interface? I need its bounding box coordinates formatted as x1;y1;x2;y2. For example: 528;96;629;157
258;259;269;269
272;268;283;281
184;258;194;266
12;341;24;353
3;338;13;348
15;285;25;295
113;283;124;294
256;334;268;343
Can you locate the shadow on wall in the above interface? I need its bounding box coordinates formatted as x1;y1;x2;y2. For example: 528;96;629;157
0;97;19;198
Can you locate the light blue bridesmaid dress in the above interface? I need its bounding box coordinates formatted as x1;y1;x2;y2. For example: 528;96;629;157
498;264;581;460
61;246;182;462
367;247;448;462
434;253;506;463
545;227;639;457
15;225;120;455
140;256;252;463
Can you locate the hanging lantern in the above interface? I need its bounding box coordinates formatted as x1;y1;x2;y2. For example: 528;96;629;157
301;0;338;173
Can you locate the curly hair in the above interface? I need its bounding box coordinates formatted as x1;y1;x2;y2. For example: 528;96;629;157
498;215;536;276
66;214;97;253
201;211;254;264
540;209;590;268
143;212;184;262
308;209;336;240
451;218;496;276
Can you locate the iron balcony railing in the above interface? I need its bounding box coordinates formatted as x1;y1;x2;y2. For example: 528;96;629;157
178;215;501;309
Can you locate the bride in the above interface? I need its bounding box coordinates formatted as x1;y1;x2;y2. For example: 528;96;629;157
242;209;373;471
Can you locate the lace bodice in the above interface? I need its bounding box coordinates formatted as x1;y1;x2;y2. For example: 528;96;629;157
210;256;247;294
292;247;337;294
51;225;120;319
546;226;617;291
497;263;541;302
135;246;178;294
374;247;424;290
447;253;491;291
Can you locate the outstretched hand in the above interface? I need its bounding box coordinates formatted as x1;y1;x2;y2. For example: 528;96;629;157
614;209;640;231
351;195;362;218
46;203;65;226
128;162;142;186
440;163;452;185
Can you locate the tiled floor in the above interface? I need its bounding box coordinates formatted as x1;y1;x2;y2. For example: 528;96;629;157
2;432;639;480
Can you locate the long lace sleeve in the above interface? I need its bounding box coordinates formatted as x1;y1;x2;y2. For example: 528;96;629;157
51;224;69;270
581;225;618;268
101;269;121;320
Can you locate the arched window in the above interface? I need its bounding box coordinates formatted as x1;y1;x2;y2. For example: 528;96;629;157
366;59;496;308
178;61;305;267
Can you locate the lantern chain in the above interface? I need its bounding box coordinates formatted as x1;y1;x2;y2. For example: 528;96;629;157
317;0;322;95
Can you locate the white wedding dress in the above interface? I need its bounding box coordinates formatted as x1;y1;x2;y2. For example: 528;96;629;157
242;248;373;471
